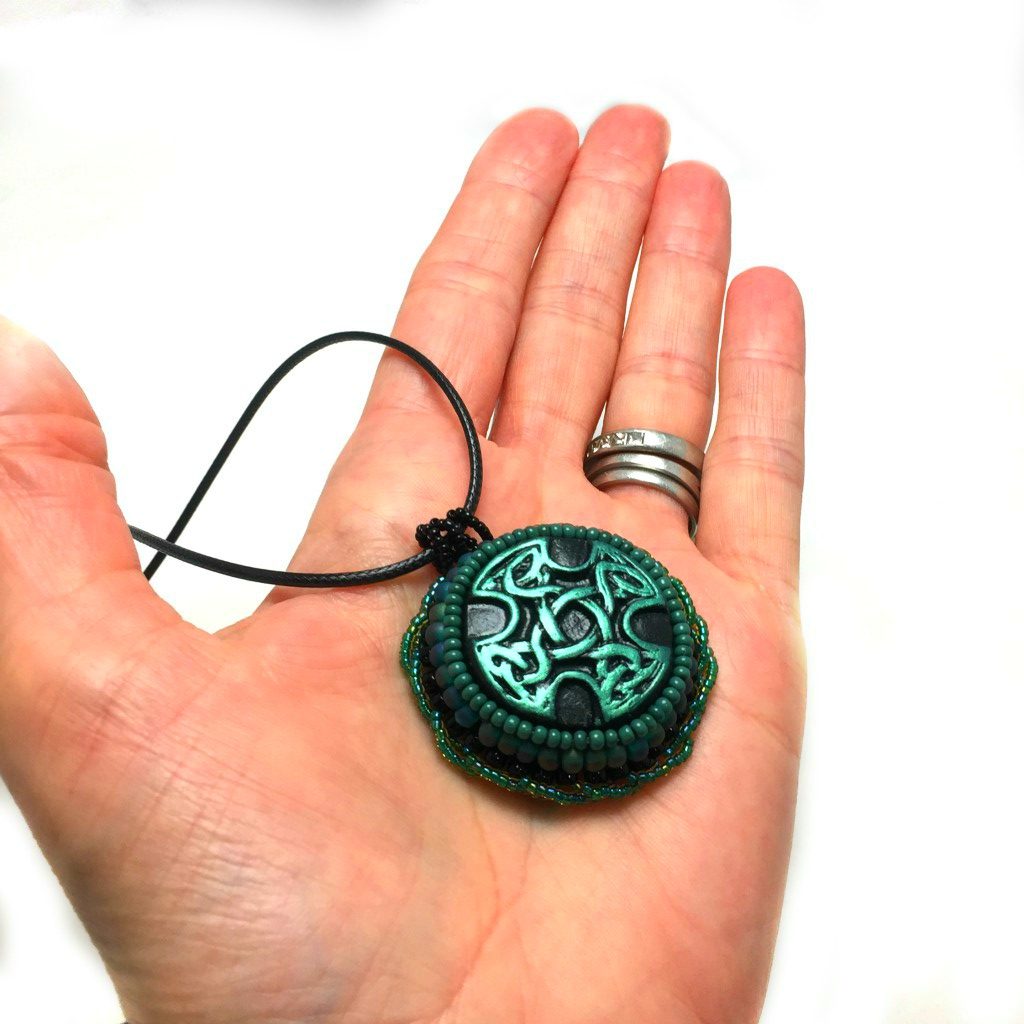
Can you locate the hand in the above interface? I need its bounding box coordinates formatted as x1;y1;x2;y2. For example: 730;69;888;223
0;104;806;1024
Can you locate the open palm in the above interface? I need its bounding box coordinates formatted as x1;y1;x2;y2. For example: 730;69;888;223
0;104;806;1024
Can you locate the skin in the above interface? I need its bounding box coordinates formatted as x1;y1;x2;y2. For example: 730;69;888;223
0;104;806;1024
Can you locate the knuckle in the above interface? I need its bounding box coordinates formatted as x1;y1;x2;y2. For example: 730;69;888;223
722;346;805;378
614;345;716;401
524;274;621;334
642;225;729;277
0;412;108;468
571;165;651;204
407;255;521;331
709;429;805;489
470;162;560;213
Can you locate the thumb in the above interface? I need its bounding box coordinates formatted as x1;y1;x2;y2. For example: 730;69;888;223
0;315;143;606
0;316;184;769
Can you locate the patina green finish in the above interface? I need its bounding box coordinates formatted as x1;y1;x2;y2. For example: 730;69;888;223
465;535;673;726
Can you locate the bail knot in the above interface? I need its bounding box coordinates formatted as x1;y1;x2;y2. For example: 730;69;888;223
415;507;493;574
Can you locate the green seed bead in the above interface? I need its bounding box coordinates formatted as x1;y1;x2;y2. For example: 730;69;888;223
469;694;487;711
442;686;465;709
531;725;548;746
503;715;520;735
648;723;666;747
606;744;628;768
460;682;480;700
454;705;479;728
559;731;574;750
605;729;619;748
479;700;497;720
538;748;560;772
478;722;500;747
641;714;658;732
588;729;605;750
627;739;650;762
545;728;562;748
516;743;538;764
516;721;533;741
573;730;588;750
618;725;636;745
631;718;649;739
491;709;508;728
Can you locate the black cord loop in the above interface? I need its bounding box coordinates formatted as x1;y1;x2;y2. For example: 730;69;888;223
128;330;489;587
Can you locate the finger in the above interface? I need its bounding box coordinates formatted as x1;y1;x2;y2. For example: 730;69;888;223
697;268;806;607
597;161;730;520
0;317;182;747
360;106;579;433
0;318;150;608
490;104;671;460
261;109;579;587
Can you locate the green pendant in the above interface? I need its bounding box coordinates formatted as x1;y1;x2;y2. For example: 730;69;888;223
400;523;716;804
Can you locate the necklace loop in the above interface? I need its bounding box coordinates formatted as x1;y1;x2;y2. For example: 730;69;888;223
129;330;487;588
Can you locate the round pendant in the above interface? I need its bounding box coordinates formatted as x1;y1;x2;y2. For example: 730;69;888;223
400;523;716;804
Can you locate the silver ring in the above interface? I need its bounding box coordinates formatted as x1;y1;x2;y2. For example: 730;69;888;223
585;428;704;477
585;450;701;501
584;428;704;537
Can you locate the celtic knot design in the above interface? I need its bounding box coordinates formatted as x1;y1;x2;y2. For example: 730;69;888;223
464;537;673;726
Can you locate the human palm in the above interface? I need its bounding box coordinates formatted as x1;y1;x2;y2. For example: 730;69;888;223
0;104;806;1024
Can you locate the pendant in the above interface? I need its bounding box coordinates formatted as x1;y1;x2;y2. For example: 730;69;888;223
400;523;716;804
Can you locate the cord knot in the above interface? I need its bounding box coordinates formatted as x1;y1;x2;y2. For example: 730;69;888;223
415;507;493;574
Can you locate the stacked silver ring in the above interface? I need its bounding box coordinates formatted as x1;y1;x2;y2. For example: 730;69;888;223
584;428;704;538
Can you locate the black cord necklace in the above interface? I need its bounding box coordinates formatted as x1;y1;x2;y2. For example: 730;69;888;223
132;330;716;804
131;331;490;587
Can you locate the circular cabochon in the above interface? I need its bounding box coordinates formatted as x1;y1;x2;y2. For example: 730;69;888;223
401;524;717;804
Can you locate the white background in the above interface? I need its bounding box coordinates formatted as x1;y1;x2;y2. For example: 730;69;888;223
1;1;1023;1022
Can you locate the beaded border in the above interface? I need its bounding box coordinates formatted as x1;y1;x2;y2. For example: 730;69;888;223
400;523;717;805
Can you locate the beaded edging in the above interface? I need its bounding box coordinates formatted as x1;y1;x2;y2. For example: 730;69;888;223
400;523;717;805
